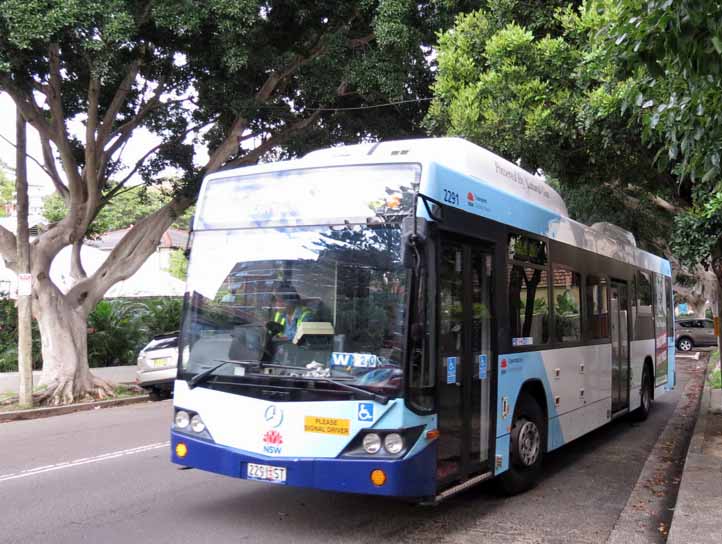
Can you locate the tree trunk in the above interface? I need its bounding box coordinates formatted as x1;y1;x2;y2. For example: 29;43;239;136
34;287;112;405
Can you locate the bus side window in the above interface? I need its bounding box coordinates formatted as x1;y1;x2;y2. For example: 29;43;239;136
552;266;582;343
585;275;609;339
507;234;549;347
635;271;654;340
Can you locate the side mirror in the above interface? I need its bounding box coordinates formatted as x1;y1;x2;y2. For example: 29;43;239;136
401;217;429;268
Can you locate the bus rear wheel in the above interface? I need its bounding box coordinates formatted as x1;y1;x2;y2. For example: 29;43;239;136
631;367;653;421
497;393;545;495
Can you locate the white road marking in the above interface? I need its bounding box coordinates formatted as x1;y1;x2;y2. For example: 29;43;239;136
0;442;169;484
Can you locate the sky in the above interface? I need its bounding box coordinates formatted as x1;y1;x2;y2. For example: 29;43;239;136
0;91;201;197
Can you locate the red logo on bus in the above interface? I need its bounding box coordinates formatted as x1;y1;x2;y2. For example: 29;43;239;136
263;430;283;445
467;192;475;202
501;359;508;369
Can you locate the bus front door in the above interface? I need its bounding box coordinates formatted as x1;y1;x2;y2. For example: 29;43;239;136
610;282;630;414
436;237;496;486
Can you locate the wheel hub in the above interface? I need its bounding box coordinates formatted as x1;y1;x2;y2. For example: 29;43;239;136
518;421;541;466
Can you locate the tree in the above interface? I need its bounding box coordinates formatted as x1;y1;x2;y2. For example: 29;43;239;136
43;185;193;235
426;2;681;254
0;0;464;404
605;0;722;327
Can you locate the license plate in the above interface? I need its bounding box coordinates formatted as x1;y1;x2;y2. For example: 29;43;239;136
247;463;287;484
152;357;170;368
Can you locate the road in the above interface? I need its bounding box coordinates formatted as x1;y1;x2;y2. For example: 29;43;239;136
0;355;702;544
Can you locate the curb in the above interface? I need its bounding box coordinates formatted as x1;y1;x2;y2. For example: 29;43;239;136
606;362;706;544
0;395;150;423
667;370;722;543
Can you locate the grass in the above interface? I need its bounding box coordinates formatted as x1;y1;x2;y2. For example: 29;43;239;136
709;350;721;390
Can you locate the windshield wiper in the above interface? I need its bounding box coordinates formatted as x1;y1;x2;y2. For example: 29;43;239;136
187;359;259;389
310;377;390;405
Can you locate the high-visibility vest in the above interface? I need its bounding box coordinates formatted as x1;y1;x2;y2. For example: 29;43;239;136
273;307;312;329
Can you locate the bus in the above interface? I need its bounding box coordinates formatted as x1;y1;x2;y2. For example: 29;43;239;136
171;137;675;501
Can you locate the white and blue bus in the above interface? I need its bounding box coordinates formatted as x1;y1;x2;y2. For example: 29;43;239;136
171;138;674;501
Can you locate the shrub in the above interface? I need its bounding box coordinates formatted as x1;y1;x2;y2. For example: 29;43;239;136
0;298;42;372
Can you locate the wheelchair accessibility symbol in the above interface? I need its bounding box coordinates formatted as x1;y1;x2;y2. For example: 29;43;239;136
357;402;374;422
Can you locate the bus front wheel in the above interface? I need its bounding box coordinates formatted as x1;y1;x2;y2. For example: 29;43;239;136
497;394;545;496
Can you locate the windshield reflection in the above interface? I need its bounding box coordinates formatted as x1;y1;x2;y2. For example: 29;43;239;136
180;224;407;399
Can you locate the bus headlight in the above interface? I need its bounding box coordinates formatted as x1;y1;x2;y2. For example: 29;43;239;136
362;433;382;454
190;414;206;433
175;410;190;429
383;433;404;454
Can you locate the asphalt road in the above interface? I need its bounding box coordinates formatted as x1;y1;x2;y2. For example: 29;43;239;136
0;356;701;544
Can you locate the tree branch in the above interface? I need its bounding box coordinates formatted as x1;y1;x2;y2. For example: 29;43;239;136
0;132;65;196
0;224;18;272
39;134;69;201
103;117;219;203
67;194;194;312
46;43;84;197
96;57;143;149
206;116;248;174
99;79;168;175
223;111;322;169
70;239;87;281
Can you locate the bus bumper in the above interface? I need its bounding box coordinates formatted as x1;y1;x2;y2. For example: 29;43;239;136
171;430;436;498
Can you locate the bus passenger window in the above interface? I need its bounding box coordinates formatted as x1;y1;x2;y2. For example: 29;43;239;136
635;271;654;340
508;264;549;346
585;275;609;339
553;267;581;343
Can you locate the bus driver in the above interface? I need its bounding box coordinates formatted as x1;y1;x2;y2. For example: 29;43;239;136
270;285;314;341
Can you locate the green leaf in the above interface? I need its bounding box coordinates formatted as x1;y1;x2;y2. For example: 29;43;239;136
712;36;722;55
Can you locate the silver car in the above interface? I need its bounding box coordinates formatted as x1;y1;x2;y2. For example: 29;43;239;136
136;333;178;400
675;319;717;351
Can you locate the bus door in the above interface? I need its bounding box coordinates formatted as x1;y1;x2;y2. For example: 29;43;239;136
436;235;496;485
610;282;630;414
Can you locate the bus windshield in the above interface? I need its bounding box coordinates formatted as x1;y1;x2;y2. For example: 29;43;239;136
179;224;408;400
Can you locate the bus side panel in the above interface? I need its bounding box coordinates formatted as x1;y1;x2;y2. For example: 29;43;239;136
494;346;613;475
629;339;655;411
666;336;676;391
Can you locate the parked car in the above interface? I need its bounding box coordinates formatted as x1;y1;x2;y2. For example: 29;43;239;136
136;332;178;400
675;319;717;351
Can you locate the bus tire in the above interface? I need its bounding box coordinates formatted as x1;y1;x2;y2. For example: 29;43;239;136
631;367;653;421
497;393;545;495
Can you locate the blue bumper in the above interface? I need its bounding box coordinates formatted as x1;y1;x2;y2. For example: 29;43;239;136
171;430;437;498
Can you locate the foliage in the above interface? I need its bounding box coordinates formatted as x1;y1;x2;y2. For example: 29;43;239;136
86;299;149;367
140;297;183;337
604;1;722;272
86;297;182;367
426;1;678;252
0;298;42;372
556;291;579;316
0;162;13;218
168;249;188;281
43;186;193;235
671;192;722;269
0;296;182;374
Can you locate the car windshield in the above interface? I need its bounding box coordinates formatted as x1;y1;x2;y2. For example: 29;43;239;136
179;224;408;399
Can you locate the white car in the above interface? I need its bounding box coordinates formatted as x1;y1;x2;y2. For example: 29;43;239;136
136;333;178;400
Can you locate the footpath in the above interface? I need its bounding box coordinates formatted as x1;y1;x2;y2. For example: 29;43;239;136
0;365;145;422
667;352;722;544
0;365;137;395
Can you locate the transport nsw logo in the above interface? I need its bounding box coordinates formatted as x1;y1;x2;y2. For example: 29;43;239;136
262;430;283;454
466;191;490;212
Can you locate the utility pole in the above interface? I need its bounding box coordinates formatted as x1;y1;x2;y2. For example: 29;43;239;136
16;108;33;407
